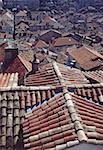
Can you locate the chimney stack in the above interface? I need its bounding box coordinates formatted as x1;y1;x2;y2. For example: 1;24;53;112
32;54;39;73
3;43;18;70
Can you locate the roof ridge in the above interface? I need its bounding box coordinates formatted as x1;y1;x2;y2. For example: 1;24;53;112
52;61;66;87
0;85;57;92
63;87;88;142
66;83;103;88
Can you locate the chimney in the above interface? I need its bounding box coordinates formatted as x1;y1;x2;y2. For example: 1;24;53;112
31;54;39;73
3;43;18;70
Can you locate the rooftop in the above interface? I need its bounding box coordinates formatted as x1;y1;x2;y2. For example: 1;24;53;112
67;46;103;70
0;73;18;87
25;62;89;87
23;89;103;150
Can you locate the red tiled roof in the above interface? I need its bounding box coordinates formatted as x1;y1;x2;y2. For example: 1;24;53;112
18;55;32;72
39;29;62;42
25;62;89;86
22;90;103;149
0;73;18;87
19;50;34;62
5;55;32;80
25;63;61;87
57;63;89;85
0;86;56;149
83;70;103;83
72;93;103;143
53;37;78;47
74;86;103;104
22;93;78;150
67;46;103;70
32;40;49;49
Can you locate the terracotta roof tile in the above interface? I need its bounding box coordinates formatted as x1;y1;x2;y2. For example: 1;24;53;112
53;37;78;47
25;63;61;86
22;89;103;149
0;42;8;62
0;73;18;87
44;16;57;24
1;85;103;149
18;55;32;72
23;93;77;150
83;70;103;83
0;86;56;149
72;94;103;141
74;86;103;104
25;62;89;86
67;46;103;70
57;63;89;85
33;40;49;49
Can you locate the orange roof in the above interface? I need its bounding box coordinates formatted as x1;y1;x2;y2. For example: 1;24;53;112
25;62;89;86
18;55;32;72
23;91;103;149
0;86;56;149
75;85;103;104
0;73;18;87
53;37;78;47
83;70;103;83
67;46;103;70
19;50;34;62
33;40;49;48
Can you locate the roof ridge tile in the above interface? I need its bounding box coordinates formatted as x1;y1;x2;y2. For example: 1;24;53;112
63;88;88;142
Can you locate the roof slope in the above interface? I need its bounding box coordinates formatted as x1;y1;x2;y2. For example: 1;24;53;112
57;63;89;85
68;46;103;70
39;29;62;42
33;40;49;49
25;62;89;86
19;50;34;62
83;70;103;83
25;63;61;87
22;89;103;150
18;55;32;72
53;37;78;47
0;86;56;149
74;85;103;105
0;73;18;87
